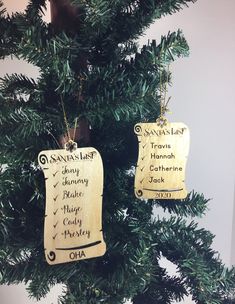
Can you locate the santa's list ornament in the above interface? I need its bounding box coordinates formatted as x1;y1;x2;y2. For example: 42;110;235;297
134;118;190;200
38;147;106;265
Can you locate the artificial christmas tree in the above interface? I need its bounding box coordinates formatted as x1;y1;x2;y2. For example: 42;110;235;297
0;0;235;303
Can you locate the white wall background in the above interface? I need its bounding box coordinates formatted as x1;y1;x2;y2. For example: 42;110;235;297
0;0;235;303
145;0;235;266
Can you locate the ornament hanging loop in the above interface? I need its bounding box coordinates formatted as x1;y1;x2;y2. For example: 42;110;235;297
59;75;86;151
158;49;171;120
160;96;171;117
64;139;77;152
156;115;168;128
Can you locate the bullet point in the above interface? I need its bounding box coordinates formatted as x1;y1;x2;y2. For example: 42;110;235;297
53;182;59;188
53;171;59;177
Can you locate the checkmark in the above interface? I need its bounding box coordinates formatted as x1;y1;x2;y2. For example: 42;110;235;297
53;171;59;177
53;221;59;228
140;166;145;172
141;156;146;161
53;209;59;215
142;144;147;149
53;182;59;188
140;178;144;184
52;233;58;240
53;195;58;202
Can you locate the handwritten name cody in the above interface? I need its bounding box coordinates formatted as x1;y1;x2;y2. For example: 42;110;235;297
39;151;95;243
38;149;102;263
60;201;90;261
60;164;91;241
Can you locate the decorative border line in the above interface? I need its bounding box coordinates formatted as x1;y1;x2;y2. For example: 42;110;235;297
143;188;183;192
55;240;102;251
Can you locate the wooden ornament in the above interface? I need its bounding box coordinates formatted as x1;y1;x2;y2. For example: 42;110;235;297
134;120;190;200
38;147;106;265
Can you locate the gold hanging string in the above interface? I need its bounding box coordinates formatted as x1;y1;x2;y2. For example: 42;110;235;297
59;94;72;142
159;63;170;117
162;64;170;115
73;117;78;141
48;130;61;148
57;74;85;150
157;51;170;127
159;62;163;117
72;74;85;141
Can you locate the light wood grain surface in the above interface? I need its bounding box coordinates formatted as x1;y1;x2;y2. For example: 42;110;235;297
134;122;190;200
38;147;106;265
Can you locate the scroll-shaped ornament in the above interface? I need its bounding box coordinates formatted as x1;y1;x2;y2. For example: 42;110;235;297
134;120;190;200
38;147;106;265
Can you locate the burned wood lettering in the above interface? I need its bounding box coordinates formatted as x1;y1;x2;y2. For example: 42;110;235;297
134;122;190;200
38;147;106;265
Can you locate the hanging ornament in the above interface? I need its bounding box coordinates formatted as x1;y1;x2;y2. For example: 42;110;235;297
38;83;106;265
38;145;106;265
134;64;190;200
